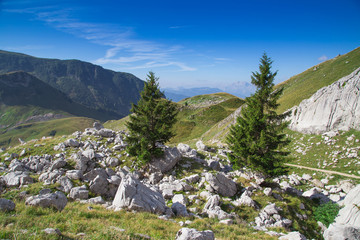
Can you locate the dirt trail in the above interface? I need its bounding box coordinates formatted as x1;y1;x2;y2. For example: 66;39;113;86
285;163;360;179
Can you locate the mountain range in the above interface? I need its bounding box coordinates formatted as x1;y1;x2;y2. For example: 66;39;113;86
0;50;145;119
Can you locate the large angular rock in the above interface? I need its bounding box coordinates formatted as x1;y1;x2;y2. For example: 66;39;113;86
25;191;67;211
324;184;360;240
49;158;67;171
203;195;230;220
205;173;237;197
0;198;15;212
175;228;215;240
288;67;360;134
148;146;182;173
112;175;168;215
58;176;73;193
89;175;109;196
64;138;80;147
69;185;89;200
98;128;115;138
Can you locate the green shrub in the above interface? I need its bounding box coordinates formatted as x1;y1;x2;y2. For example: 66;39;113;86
313;202;340;227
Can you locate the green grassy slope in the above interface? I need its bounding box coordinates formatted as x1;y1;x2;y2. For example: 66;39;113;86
0;104;70;128
104;93;244;146
276;46;360;113
0;117;95;147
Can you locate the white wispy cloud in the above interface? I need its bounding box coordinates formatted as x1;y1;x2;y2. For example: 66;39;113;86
4;5;196;72
318;55;328;61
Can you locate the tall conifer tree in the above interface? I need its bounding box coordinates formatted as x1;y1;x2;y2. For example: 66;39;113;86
226;54;290;176
126;72;178;166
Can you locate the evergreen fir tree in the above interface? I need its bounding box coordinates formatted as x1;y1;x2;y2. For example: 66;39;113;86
125;72;178;167
226;53;290;177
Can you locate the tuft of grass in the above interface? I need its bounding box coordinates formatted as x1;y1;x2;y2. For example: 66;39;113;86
313;202;340;227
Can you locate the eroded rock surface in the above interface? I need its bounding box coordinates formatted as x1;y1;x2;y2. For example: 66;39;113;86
288;68;360;134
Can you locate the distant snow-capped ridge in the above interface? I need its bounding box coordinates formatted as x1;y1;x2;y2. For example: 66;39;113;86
288;67;360;134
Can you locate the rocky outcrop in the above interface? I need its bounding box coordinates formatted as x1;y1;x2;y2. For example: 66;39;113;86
324;184;360;240
112;175;169;215
288;67;360;134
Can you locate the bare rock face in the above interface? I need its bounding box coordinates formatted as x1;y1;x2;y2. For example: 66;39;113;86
288;67;360;134
175;228;215;240
324;184;360;240
148;146;182;173
112;175;168;215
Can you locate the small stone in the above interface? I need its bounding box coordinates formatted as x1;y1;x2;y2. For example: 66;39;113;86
42;228;61;235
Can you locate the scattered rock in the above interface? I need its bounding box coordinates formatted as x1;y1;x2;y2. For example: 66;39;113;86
175;227;215;240
112;175;168;215
26;191;67;211
196;141;208;151
203;195;230;220
4;171;33;187
42;228;61;235
148;146;182;173
69;185;89;200
0;198;15;211
171;202;189;217
205;173;237;197
279;231;307;240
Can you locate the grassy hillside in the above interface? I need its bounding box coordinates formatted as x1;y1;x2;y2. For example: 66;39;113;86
104;93;244;145
0;50;144;119
276;46;360;113
0;117;95;147
0;105;70;128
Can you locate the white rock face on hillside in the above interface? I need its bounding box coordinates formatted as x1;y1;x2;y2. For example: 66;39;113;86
288;67;360;134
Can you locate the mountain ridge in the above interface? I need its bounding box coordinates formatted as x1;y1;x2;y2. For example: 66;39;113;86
0;71;119;125
0;50;145;119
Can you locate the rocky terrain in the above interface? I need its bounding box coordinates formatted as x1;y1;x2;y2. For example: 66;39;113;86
1;122;359;239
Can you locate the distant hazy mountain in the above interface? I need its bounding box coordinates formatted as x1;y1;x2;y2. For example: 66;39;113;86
0;72;119;125
163;87;223;102
223;81;256;98
0;50;145;119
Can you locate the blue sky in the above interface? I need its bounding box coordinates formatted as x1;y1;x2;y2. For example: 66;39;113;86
1;0;359;89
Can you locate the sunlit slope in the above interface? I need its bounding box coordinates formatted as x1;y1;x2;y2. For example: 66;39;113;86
276;47;360;113
104;93;244;145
